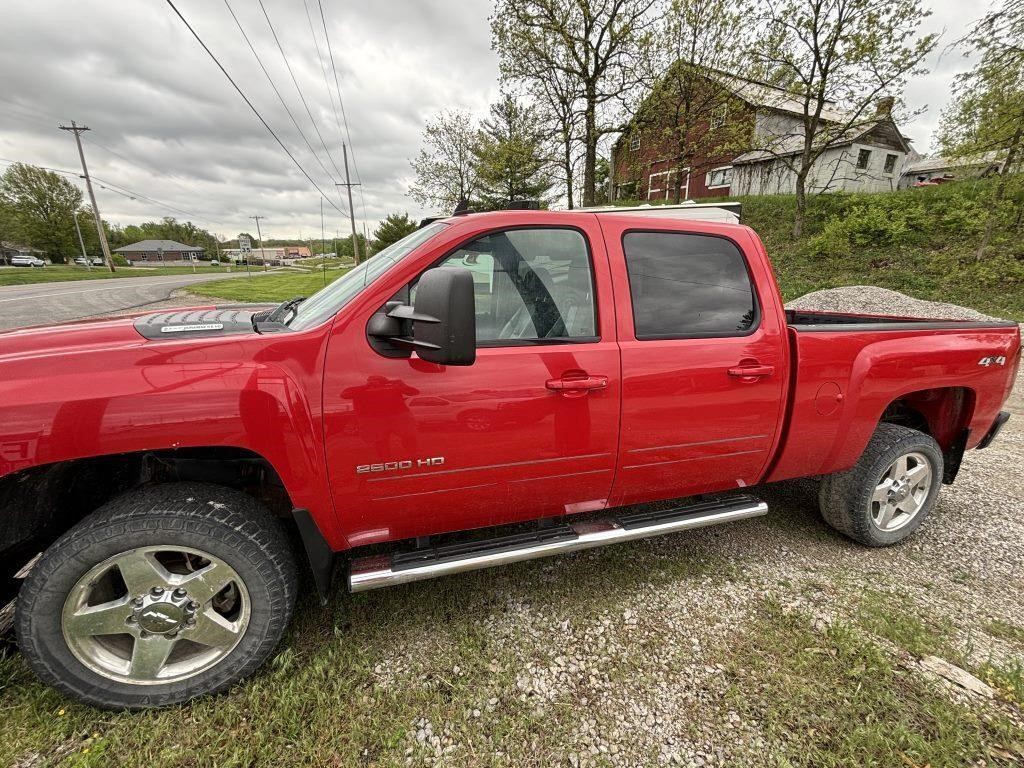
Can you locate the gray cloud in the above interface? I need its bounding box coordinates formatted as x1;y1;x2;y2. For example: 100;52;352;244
0;1;979;238
0;0;499;238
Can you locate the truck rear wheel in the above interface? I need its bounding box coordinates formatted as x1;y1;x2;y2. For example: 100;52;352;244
819;423;943;547
15;482;297;710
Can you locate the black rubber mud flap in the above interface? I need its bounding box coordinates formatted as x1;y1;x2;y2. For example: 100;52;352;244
291;508;336;604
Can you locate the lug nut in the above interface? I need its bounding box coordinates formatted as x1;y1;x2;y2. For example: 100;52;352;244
173;587;188;597
186;601;200;612
139;630;150;638
150;586;165;596
132;597;144;607
126;615;137;624
186;617;196;627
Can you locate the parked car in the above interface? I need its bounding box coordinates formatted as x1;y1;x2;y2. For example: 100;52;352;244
0;206;1018;709
73;257;104;266
10;255;46;267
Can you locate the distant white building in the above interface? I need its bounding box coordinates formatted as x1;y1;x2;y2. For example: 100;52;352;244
731;109;914;196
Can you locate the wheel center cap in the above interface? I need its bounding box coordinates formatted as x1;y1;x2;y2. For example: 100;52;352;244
138;603;185;633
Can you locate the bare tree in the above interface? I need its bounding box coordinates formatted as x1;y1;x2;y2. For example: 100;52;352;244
408;110;479;211
492;0;659;206
751;0;937;237
529;67;583;208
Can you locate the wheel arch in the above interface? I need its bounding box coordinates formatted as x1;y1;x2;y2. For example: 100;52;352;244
879;385;975;483
0;446;331;598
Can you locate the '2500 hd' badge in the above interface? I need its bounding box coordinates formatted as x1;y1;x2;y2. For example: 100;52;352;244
357;457;445;474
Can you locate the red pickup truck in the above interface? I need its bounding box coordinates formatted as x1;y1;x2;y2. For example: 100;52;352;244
1;208;1018;709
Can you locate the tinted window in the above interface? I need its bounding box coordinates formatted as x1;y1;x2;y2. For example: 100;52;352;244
413;228;596;343
623;232;756;338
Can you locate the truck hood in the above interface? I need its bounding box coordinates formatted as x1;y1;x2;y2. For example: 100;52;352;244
0;305;274;362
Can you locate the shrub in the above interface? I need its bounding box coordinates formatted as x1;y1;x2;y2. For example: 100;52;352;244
809;196;924;258
112;254;129;267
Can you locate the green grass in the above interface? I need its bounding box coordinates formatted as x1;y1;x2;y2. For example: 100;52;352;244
0;265;234;286
856;590;963;661
722;601;1024;767
188;269;348;302
988;619;1024;645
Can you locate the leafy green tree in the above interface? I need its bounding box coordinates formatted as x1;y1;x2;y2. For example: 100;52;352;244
938;0;1024;258
492;0;658;206
472;95;554;209
409;110;479;211
372;213;419;252
0;163;84;261
752;0;936;237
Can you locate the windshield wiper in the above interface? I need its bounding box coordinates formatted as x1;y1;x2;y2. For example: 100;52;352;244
267;296;306;324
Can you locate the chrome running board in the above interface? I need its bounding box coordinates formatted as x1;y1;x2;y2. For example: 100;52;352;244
348;495;767;593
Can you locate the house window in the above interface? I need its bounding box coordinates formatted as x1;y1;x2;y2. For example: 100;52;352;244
648;168;688;200
856;149;872;170
629;134;640;152
710;105;728;129
706;166;733;189
883;153;898;174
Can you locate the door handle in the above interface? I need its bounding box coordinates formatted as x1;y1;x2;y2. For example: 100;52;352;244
727;364;775;379
546;375;608;397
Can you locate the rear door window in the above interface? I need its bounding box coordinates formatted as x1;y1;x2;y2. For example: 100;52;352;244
622;232;757;339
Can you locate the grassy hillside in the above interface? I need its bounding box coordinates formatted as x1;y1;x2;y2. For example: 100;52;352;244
687;179;1023;320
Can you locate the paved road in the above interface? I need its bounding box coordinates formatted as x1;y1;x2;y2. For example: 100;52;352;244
0;272;254;331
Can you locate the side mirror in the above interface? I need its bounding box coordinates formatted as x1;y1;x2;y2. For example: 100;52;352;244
412;267;476;365
366;267;476;365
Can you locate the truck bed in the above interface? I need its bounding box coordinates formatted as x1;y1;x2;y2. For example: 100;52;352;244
785;308;1017;331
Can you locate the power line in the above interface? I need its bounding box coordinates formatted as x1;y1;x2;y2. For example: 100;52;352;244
316;0;369;225
0;94;211;214
0;158;217;224
81;136;203;202
164;0;345;216
223;0;344;207
256;0;345;182
302;0;346;169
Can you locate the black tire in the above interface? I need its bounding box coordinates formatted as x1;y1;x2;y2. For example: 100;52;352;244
15;482;298;710
819;423;943;547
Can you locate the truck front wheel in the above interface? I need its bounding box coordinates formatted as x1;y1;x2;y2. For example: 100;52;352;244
819;423;943;547
15;482;298;709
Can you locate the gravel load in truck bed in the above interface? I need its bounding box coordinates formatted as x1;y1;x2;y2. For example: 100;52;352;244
786;285;1005;322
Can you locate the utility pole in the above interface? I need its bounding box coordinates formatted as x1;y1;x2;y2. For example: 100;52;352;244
59;121;115;272
72;212;90;270
250;215;267;272
320;198;328;286
335;143;361;264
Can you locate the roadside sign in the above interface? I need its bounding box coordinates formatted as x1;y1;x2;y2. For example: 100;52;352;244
239;236;252;253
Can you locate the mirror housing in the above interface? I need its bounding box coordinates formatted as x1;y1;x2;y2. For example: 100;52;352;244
366;267;476;365
411;267;476;365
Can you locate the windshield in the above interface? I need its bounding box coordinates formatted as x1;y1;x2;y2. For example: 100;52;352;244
288;221;448;330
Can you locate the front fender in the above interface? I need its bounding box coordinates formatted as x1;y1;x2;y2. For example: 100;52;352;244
0;326;343;548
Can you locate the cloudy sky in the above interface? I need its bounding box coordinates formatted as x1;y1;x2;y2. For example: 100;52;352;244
0;0;986;239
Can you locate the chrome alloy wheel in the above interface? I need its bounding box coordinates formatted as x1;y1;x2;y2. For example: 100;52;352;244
870;451;933;532
61;545;250;685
